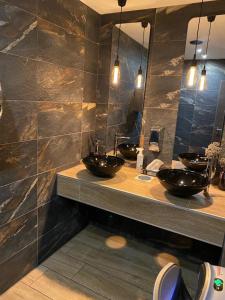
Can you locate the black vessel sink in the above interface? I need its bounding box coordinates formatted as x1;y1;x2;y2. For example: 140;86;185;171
178;153;208;172
117;143;139;160
157;169;209;197
83;155;125;178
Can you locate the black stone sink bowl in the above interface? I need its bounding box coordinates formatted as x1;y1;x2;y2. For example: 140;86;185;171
117;143;139;160
83;155;125;178
157;169;209;197
178;153;208;172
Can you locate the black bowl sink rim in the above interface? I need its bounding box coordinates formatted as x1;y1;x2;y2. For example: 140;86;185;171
82;155;125;168
178;153;208;165
118;143;139;150
157;168;209;188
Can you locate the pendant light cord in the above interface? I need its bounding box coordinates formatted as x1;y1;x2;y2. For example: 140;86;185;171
140;26;146;68
203;19;212;69
194;0;204;56
116;5;123;59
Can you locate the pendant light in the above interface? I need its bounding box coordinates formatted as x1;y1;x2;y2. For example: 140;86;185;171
112;0;127;86
187;0;204;87
199;15;215;91
136;21;148;89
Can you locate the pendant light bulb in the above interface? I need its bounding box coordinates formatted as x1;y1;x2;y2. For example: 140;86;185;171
199;66;206;91
187;56;197;87
112;57;120;86
136;67;143;89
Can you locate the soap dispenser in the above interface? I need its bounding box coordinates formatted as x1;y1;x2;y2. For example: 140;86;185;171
136;148;144;172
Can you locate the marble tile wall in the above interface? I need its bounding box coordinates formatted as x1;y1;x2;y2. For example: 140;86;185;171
174;60;225;157
0;0;100;293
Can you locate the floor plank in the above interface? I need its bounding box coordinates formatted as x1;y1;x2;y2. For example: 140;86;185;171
73;264;152;300
1;282;52;300
31;269;107;300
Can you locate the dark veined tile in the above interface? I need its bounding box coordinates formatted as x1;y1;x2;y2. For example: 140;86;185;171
37;169;57;207
38;133;81;173
81;131;95;158
38;102;82;138
83;72;97;103
0;140;37;186
38;197;80;237
0;101;37;144
85;6;100;43
2;0;38;14
0;53;39;101
0;241;37;294
85;39;99;73
0;209;37;265
0;2;38;58
0;176;37;226
38;0;86;36
82;102;96;132
36;60;84;102
37;18;85;69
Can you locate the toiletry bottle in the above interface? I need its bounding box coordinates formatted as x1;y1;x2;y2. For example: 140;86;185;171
136;148;144;172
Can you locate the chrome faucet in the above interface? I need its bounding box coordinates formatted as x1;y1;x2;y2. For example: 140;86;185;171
114;133;130;157
94;139;101;155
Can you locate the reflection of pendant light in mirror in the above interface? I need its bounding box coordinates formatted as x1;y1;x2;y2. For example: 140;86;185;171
112;0;127;86
187;0;204;87
199;15;215;91
136;21;148;89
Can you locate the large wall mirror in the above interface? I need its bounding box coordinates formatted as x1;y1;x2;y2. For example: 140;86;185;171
105;21;150;151
174;14;225;158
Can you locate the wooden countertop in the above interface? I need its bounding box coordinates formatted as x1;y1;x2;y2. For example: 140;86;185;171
57;164;225;246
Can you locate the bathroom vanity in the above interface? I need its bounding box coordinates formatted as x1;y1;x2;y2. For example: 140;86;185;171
57;165;225;247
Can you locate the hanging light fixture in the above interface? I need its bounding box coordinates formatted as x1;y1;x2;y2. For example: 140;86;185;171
187;0;204;87
112;0;127;86
136;21;148;89
199;15;216;91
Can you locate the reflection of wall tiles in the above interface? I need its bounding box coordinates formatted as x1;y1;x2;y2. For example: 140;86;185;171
0;241;37;293
0;209;37;265
0;176;37;226
38;0;86;36
38;102;82;138
175;103;194;145
180;89;196;105
0;101;37;144
0;141;37;186
145;75;181;109
108;103;126;126
37;19;85;69
36;61;84;102
38;133;81;173
151;41;185;76
82;103;96;132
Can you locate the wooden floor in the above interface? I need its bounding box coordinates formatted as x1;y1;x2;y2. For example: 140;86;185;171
1;224;201;300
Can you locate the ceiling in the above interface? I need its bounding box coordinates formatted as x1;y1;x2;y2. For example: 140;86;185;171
185;15;225;59
80;0;214;14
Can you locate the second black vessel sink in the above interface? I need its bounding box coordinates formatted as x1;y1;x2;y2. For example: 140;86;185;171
157;169;209;197
178;153;208;172
83;155;125;178
117;143;139;160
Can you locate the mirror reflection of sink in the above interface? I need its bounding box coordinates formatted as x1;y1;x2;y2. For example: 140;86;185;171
82;155;125;178
157;169;209;197
178;153;208;172
118;143;139;160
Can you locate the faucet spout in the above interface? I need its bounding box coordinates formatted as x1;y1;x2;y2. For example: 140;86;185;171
114;133;131;157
